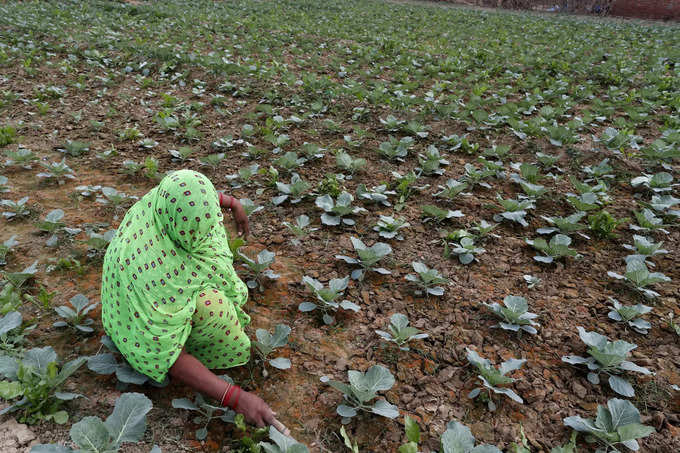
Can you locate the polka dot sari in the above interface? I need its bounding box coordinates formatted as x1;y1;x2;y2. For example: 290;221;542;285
101;170;250;383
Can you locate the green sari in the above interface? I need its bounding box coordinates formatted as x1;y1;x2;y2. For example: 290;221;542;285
101;170;250;383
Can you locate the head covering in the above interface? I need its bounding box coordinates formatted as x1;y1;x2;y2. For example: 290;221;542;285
101;170;249;382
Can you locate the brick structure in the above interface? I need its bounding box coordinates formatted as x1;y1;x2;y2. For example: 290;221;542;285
609;0;680;20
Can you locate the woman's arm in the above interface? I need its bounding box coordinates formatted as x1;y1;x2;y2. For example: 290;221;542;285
169;349;288;434
218;192;250;238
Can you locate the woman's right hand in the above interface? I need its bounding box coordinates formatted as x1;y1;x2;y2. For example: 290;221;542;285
235;391;290;435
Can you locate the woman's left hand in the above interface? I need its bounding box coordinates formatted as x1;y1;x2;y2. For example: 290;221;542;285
220;194;249;238
230;198;250;238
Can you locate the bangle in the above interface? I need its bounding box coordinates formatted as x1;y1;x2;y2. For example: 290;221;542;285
222;384;239;408
231;386;242;410
219;383;231;406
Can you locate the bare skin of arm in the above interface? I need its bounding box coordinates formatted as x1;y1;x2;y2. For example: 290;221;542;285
169;349;289;435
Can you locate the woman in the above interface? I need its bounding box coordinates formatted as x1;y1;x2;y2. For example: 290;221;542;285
101;169;287;433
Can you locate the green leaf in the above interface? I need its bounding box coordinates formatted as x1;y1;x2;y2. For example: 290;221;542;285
0;380;23;399
70;416;111;451
617;423;655;441
105;392;153;447
404;415;420;443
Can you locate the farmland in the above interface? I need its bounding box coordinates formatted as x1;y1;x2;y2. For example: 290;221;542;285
0;0;679;452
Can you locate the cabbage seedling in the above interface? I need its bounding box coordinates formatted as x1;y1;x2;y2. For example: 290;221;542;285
494;196;533;227
523;274;541;289
525;234;579;263
631;172;675;193
283;215;318;245
561;327;652;397
356;184;395;206
1;196;30;219
37;159;76;184
629;208;669;234
53;294;98;333
405;262;447;296
199;153;225;170
4;147;38;169
3;261;38;288
538;212;589;239
32;392;154;452
484;295;540;336
97;187;138;210
316;192;367;226
380;114;404;131
587;210;627;239
377;136;413;161
375;313;428;351
466;348;525;411
0;310;24;354
259;426;309;453
320;365;399;423
299;275;359;325
622;235;668;267
373;215;410;240
173;393;235;440
446;236;485;265
0;346;86;424
336;236;392;280
169;146;195;162
273;173;310;205
240;250;280;291
434;179;468;200
87;335;162;388
421;205;464;223
608;298;652;335
57;140;89;157
226;164;260;189
462;163;494;189
86;230;117;257
607;258;670;299
336;150;366;175
0;235;18;266
563;398;654;452
253;324;292;375
274;151;305;173
439;421;502;453
36;209;65;246
417;145;449;176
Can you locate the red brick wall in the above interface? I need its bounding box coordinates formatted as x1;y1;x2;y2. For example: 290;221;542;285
609;0;680;19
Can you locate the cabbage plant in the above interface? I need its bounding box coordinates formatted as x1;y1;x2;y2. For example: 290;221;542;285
336;150;366;175
483;295;539;336
421;205;464;223
563;398;654;452
561;327;652;397
0;346;86;424
87;335;161;388
434;179;468;200
37;159;75;184
299;275;359;325
172;392;235;440
525;234;579;263
375;313;428;351
439;420;502;453
466;348;525;411
608;298;652;335
631;172;675;193
537;212;589;238
630;208;669;234
259;426;309;453
53;294;98;333
0;235;18;266
447;236;485;265
607;258;670;299
253;324;292;375
336;237;391;280
283;215;318;245
356;184;395;206
405;262;447;296
417;145;449;176
1;196;30;219
31;393;156;453
320;365;399;423
241;250;280;291
377;136;413;161
315;192;367;226
622;235;668;266
272;173;310;205
373;215;410;240
493;196;533;227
